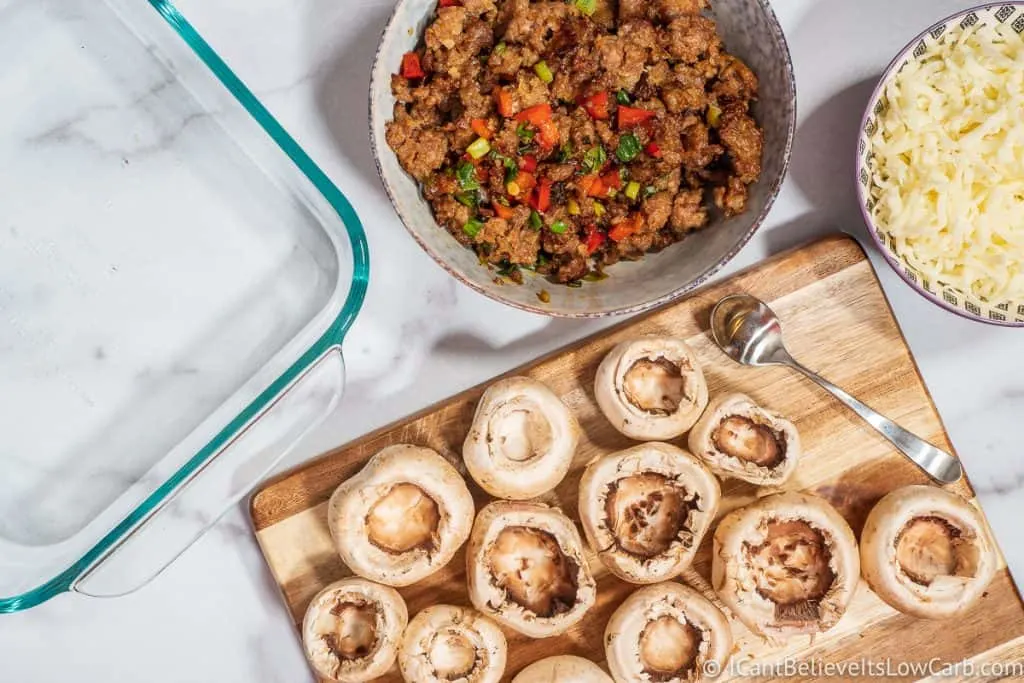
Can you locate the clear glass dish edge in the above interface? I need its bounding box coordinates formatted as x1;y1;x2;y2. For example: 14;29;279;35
0;0;370;613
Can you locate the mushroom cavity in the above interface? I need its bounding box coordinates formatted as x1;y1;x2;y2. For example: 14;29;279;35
398;605;507;683
711;491;859;640
463;377;581;500
688;393;800;486
605;583;732;683
467;501;596;638
302;578;409;683
595;337;710;441
512;656;613;683
860;485;997;619
328;444;474;586
579;443;721;583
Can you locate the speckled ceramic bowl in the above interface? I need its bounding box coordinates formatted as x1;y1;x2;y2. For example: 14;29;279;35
857;3;1024;326
370;0;796;317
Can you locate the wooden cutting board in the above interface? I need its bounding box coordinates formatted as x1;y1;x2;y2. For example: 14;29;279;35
251;235;1024;682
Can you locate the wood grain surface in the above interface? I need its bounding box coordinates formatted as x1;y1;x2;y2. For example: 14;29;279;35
251;235;1024;682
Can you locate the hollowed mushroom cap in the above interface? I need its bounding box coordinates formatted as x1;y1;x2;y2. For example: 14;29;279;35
860;485;997;619
463;377;581;500
328;444;475;587
605;582;732;683
512;656;613;683
302;577;409;682
595;337;710;441
398;605;507;683
711;491;860;640
578;443;721;584
466;500;597;638
688;393;800;486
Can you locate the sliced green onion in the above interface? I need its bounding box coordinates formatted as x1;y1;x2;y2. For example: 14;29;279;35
707;102;722;127
467;137;491;159
456;161;480;191
534;60;554;84
582;145;607;174
625;181;641;200
549;220;568;234
529;210;543;230
615;132;641;163
463;218;485;238
455;190;479;208
573;0;596;16
643;184;658;198
556;142;574;163
494;41;507;56
615;90;631;105
515;122;535;142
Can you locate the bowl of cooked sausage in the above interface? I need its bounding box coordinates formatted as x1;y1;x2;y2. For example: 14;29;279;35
370;0;795;316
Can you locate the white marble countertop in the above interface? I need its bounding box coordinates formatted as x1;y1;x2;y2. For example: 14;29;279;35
2;0;1022;680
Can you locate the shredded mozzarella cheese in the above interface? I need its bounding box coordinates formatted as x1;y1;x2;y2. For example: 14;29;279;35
869;21;1024;303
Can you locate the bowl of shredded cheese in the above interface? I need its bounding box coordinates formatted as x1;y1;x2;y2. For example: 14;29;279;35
857;3;1024;326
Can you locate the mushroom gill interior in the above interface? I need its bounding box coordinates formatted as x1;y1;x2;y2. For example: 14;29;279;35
638;615;701;680
895;516;978;585
366;483;440;554
318;600;379;662
746;519;835;623
712;415;785;468
487;526;579;617
488;400;554;463
427;629;479;679
622;358;688;415
604;473;697;558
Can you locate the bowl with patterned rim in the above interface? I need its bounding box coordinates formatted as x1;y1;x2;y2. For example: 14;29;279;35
370;0;796;317
856;3;1024;327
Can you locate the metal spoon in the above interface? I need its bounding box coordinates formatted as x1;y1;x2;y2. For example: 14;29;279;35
709;294;962;484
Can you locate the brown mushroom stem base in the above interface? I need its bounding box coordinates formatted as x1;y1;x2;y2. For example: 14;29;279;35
488;527;579;618
747;520;836;624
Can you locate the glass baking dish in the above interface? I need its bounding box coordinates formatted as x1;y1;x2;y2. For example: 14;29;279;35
0;0;368;611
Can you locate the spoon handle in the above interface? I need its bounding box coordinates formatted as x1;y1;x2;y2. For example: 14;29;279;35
785;360;963;484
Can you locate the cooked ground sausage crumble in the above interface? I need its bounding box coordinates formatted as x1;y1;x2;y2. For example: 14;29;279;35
386;0;763;285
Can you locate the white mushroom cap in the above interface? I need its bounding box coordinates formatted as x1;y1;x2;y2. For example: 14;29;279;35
605;583;732;683
463;377;581;500
688;393;800;486
302;578;408;682
578;443;721;584
860;485;997;619
398;605;507;683
512;656;613;683
711;491;860;640
595;337;709;441
328;444;475;587
466;501;597;638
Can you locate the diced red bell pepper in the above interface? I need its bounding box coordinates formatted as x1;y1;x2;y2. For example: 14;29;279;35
645;142;662;158
609;214;644;242
537;120;560;149
438;0;460;6
601;170;622;191
515;104;553;126
579;92;610;120
584;225;606;254
617;105;657;128
580;174;605;198
400;52;426;80
529;178;553;212
494;87;514;118
471;118;491;140
493;202;515;220
521;155;538;173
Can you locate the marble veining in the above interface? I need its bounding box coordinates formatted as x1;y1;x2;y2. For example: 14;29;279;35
1;0;1021;682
